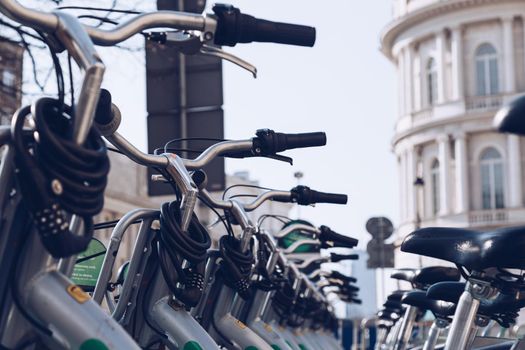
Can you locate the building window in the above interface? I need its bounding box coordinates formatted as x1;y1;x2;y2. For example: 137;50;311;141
475;43;499;96
427;58;438;106
430;159;440;215
480;147;504;209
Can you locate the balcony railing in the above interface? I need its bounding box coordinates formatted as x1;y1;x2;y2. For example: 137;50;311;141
465;95;504;112
468;210;508;226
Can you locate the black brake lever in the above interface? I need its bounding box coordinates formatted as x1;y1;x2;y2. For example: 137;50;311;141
263;154;293;165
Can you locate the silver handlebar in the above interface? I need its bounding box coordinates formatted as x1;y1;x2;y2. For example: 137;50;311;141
273;223;320;239
106;132;253;170
0;1;213;45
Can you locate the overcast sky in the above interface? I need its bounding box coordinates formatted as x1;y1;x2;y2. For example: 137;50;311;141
91;0;399;248
7;0;397;248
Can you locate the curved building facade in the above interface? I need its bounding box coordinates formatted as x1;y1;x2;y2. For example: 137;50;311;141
381;0;525;267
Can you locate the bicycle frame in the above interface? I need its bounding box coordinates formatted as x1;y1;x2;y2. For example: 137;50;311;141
92;208;220;349
0;134;139;349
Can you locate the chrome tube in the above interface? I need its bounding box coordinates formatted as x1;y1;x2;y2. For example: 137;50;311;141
422;321;441;350
273;223;320;238
0;1;210;45
92;209;159;304
106;133;168;167
0;0;58;31
393;305;418;350
243;190;292;211
184;139;252;170
444;289;480;350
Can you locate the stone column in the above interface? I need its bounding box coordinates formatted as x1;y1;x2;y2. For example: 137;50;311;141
398;149;407;221
407;146;418;222
451;26;464;100
413;48;422;111
507;135;522;207
502;16;516;93
438;134;451;215
405;45;414;114
454;133;469;213
435;30;447;103
398;53;405;116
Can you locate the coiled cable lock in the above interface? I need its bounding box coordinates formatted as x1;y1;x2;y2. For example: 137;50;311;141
157;201;211;308
11;98;109;258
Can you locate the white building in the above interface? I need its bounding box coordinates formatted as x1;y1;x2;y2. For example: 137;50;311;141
381;0;525;267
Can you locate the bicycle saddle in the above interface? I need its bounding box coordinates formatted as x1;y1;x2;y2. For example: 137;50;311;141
387;290;409;303
391;266;460;288
401;291;456;319
427;281;465;304
494;94;525;136
377;309;401;321
383;299;403;311
427;281;525;327
402;226;525;270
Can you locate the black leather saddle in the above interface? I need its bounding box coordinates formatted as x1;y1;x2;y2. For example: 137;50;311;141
391;266;460;288
495;94;525;136
386;290;408;303
401;290;455;320
383;299;403;311
427;281;464;304
401;226;525;270
427;281;525;327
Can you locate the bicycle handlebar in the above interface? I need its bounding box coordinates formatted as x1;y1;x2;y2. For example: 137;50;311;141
330;253;359;262
0;1;316;48
330;271;357;284
319;226;358;248
213;4;316;47
290;186;347;205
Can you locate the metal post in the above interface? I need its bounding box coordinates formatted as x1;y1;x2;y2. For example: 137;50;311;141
178;0;187;156
444;286;480;350
393;306;418;350
422;320;443;350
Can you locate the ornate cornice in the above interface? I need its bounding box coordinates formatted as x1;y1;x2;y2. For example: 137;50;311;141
391;111;495;147
380;0;524;61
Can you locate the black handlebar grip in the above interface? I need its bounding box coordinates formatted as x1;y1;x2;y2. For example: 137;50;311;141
94;89;113;125
319;226;358;248
310;189;347;205
330;271;357;283
94;89;121;136
283;132;326;151
290;186;347;206
341;284;360;292
330;253;359;262
240;17;316;47
213;4;316;47
253;129;326;157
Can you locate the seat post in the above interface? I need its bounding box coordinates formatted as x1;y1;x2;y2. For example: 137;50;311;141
385;320;403;350
375;328;388;350
444;279;495;350
393;305;418;350
422;318;448;350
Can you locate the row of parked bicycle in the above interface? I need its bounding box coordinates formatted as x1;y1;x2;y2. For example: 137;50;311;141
0;1;360;349
373;96;525;350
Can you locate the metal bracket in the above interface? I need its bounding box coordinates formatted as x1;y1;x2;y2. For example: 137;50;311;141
468;277;498;300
